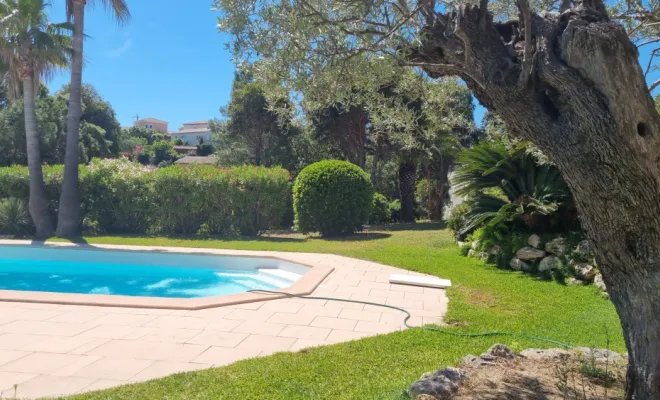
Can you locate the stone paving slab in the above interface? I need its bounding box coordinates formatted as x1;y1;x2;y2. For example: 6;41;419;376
0;248;448;399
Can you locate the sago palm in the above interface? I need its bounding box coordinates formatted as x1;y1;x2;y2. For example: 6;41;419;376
0;0;73;237
453;141;574;235
56;0;129;237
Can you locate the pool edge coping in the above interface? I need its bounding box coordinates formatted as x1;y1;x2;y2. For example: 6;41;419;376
0;240;334;310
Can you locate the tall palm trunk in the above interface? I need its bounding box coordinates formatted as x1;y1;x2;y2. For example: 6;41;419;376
56;0;84;237
398;161;416;223
23;75;54;238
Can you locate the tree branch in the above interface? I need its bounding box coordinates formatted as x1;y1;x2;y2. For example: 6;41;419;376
517;0;533;87
649;78;660;93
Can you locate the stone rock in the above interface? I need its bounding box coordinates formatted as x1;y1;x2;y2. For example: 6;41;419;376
416;395;439;400
460;354;478;367
528;234;542;248
516;247;546;260
594;274;607;291
544;237;567;256
575;264;596;281
575;347;622;362
539;255;563;272
567;278;582;286
489;245;502;255
467;249;476;258
471;240;481;250
436;367;466;382
478;252;489;261
420;371;434;380
409;367;464;399
486;344;516;360
521;348;571;361
510;258;532;272
575;240;594;255
457;241;465;248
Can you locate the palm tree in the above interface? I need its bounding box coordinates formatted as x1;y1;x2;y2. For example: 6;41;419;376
0;0;73;238
56;0;129;237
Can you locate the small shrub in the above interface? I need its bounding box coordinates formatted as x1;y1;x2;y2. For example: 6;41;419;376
459;242;471;256
0;197;32;236
388;199;401;222
445;202;471;238
137;152;150;165
294;160;373;236
369;193;391;224
580;355;616;388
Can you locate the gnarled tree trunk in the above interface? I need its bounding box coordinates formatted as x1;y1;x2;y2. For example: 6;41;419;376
413;3;660;398
56;0;85;237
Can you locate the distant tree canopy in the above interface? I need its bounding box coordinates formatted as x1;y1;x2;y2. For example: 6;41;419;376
217;72;298;168
0;83;122;166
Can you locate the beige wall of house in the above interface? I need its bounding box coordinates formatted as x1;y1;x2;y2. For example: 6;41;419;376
181;121;209;130
134;118;168;133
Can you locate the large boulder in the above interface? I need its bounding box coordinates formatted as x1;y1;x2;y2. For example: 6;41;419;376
528;234;541;248
539;255;563;272
509;258;532;272
520;348;571;361
575;347;623;362
574;264;597;281
575;239;594;255
544;237;567;256
471;240;481;250
516;247;546;260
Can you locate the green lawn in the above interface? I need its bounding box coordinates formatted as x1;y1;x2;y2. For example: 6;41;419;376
61;224;623;400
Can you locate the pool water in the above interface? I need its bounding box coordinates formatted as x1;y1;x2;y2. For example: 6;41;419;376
0;246;306;298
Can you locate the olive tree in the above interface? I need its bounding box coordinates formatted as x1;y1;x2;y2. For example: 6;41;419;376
215;0;660;397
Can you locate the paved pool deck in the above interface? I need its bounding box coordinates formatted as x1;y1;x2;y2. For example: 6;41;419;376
0;245;448;399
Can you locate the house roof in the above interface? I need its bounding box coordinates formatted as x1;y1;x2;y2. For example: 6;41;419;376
175;156;217;165
169;128;212;134
182;120;209;125
138;118;167;123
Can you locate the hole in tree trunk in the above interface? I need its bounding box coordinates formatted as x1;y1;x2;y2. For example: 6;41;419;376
539;90;560;120
637;122;649;137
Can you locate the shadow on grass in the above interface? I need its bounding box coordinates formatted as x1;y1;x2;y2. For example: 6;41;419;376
310;232;392;242
367;221;447;232
41;236;89;245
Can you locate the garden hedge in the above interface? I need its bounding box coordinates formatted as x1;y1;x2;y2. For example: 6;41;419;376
293;160;372;236
0;159;290;236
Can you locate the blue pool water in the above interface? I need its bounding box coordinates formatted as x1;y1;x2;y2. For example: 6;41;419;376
0;246;306;298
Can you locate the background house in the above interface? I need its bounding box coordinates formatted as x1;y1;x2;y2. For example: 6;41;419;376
133;117;168;133
169;120;213;145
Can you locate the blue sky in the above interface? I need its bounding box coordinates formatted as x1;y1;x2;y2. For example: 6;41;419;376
46;1;235;131
44;2;660;131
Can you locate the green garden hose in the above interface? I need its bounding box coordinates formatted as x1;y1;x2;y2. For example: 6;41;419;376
247;289;575;349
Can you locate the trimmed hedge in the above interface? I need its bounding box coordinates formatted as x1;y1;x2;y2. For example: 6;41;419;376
293;160;372;236
0;159;290;236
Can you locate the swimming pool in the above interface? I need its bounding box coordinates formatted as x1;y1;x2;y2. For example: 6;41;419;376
0;245;309;298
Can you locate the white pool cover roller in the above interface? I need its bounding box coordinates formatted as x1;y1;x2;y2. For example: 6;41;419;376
389;274;452;288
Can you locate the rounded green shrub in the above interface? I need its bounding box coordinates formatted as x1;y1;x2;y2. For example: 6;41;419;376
369;193;391;225
294;160;373;236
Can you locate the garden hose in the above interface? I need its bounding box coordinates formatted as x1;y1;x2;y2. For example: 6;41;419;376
247;289;575;349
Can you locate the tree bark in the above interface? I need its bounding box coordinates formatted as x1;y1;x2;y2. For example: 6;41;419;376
412;3;660;398
398;161;416;223
56;0;85;237
22;76;54;238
